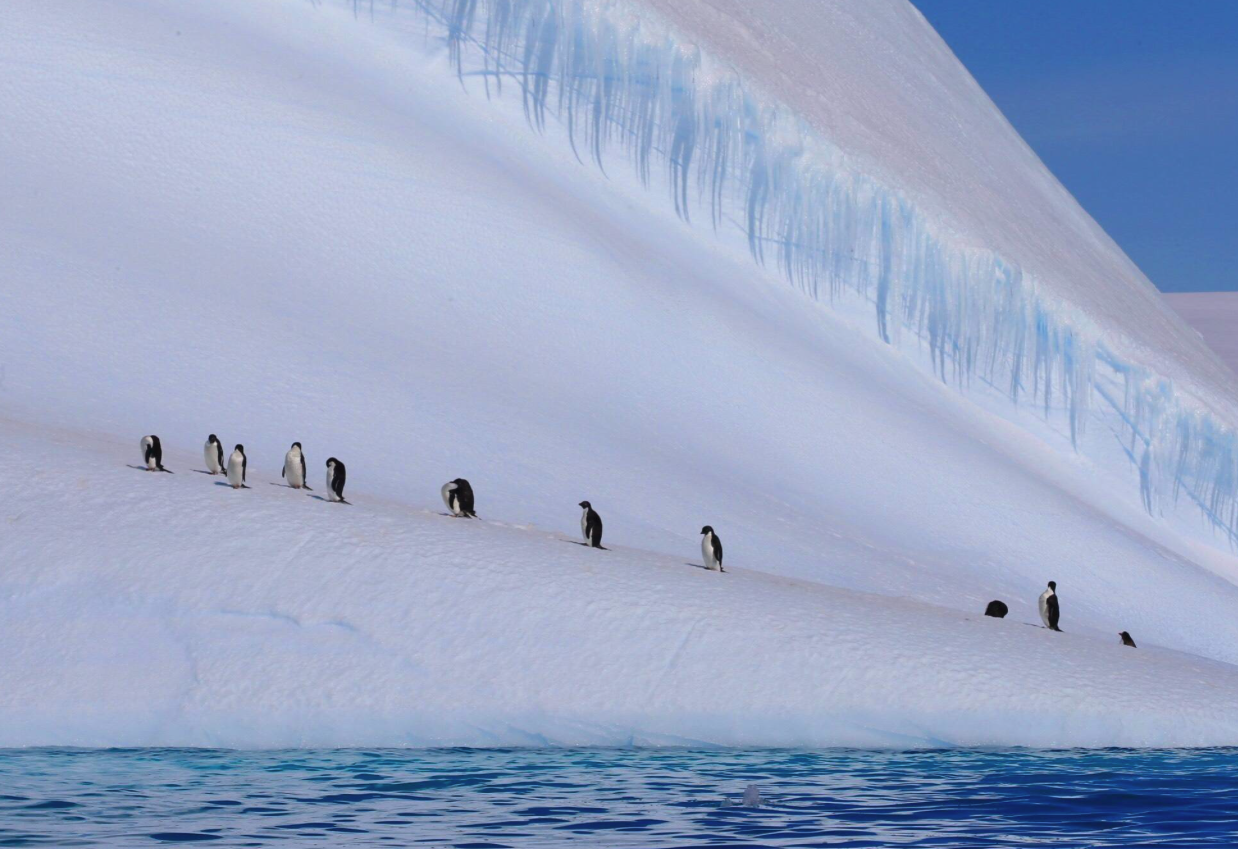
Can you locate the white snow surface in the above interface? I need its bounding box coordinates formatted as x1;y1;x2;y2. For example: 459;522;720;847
3;0;1238;747
1164;293;1238;377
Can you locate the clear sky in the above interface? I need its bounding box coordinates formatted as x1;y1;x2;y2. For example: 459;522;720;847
914;1;1238;293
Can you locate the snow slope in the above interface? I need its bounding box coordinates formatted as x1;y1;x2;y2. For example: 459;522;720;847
1165;293;1238;376
3;0;1238;747
6;424;1238;749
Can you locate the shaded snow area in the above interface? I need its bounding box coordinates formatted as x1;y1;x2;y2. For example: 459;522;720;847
3;0;1238;748
1165;293;1238;377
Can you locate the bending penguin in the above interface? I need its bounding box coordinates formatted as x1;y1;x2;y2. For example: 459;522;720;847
204;434;225;475
579;501;604;549
441;478;476;517
700;525;724;572
1038;581;1061;632
226;444;247;489
325;457;348;503
984;600;1009;618
1119;631;1137;648
140;435;167;472
282;442;312;490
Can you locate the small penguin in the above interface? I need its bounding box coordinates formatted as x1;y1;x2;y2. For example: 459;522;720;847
441;478;476;517
1038;581;1061;631
282;442;311;490
326;457;347;503
700;525;724;572
140;435;166;472
203;434;225;475
226;444;247;489
984;600;1008;618
1119;631;1137;648
579;501;603;549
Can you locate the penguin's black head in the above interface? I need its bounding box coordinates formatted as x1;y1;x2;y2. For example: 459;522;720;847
1048;581;1057;591
292;441;302;449
208;434;218;443
1119;631;1130;639
454;478;468;486
327;457;337;467
235;444;244;452
701;525;713;535
579;501;591;509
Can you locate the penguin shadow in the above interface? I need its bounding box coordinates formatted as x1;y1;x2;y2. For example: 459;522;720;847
213;481;251;489
685;562;726;573
127;465;173;473
562;539;608;551
269;482;313;491
308;494;350;505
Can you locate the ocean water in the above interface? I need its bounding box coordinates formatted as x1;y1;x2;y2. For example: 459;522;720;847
2;747;1236;847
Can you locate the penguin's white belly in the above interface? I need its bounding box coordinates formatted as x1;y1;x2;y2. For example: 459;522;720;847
204;444;221;474
442;483;459;515
326;467;338;501
702;535;718;570
285;454;304;488
1038;592;1051;626
581;512;589;541
227;454;244;488
146;455;158;470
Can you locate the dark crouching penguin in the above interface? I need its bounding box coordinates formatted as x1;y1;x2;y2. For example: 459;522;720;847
283;442;311;490
1119;631;1137;648
140;435;167;472
441;479;476;517
204;434;225;475
1038;581;1061;631
579;501;604;549
226;444;247;489
984;600;1008;618
326;457;348;503
700;526;724;572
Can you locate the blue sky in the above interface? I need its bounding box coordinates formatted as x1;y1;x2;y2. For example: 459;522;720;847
914;1;1238;293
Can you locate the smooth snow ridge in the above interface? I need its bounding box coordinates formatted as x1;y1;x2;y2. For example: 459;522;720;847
372;0;1238;544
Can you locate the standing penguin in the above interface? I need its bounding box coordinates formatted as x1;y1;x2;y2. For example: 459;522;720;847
325;457;347;503
579;501;603;549
226;444;247;489
1119;631;1137;648
282;442;311;490
1038;581;1061;631
441;479;476;517
140;435;167;472
203;434;225;475
700;526;724;572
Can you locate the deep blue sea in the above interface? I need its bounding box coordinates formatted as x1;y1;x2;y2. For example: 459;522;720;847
2;747;1237;847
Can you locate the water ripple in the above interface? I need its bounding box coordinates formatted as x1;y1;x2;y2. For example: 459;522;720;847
2;747;1238;846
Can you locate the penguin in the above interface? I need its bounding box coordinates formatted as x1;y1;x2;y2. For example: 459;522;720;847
282;442;311;490
441;478;476;517
1119;631;1137;648
326;457;347;503
579;501;603;549
700;525;724;572
226;444;247;489
1038;581;1061;631
140;435;167;472
203;434;225;475
984;600;1008;618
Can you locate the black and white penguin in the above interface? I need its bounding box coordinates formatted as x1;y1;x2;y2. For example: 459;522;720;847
579;501;603;549
326;457;347;503
226;444;247;489
1119;631;1137;648
441;478;476;517
700;526;724;572
140;435;166;472
204;434;225;475
1038;581;1061;631
984;600;1008;618
283;442;311;490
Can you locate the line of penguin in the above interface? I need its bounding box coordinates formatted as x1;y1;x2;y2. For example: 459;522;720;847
144;435;1140;645
140;434;729;571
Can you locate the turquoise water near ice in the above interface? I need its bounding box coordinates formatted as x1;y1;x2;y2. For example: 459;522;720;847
2;747;1237;846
